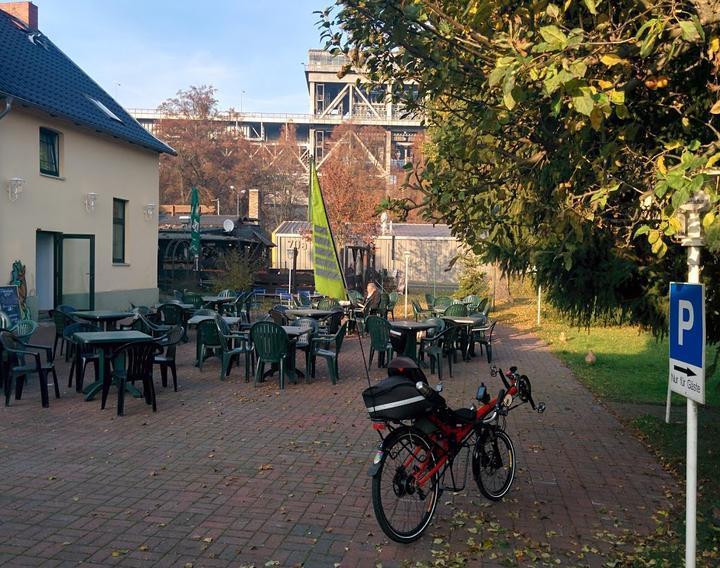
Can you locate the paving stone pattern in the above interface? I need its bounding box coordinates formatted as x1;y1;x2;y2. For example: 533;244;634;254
0;322;673;567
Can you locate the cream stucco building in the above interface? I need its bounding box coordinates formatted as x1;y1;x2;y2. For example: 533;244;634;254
0;2;174;316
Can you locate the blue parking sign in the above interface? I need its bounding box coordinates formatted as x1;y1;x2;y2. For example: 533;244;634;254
669;282;705;404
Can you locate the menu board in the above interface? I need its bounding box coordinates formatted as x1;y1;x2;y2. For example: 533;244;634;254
0;285;21;327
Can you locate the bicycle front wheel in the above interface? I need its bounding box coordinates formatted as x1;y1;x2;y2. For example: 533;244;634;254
371;427;439;543
472;428;516;501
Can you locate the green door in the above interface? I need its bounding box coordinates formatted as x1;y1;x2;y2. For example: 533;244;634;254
54;233;95;309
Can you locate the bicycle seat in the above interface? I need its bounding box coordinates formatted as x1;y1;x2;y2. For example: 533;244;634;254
450;408;477;424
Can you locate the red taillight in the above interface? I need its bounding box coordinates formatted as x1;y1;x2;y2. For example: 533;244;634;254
372;422;386;431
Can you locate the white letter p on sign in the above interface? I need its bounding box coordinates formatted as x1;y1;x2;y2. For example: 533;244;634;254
678;299;694;346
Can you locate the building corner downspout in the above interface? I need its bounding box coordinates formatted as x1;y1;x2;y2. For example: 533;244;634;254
0;96;14;121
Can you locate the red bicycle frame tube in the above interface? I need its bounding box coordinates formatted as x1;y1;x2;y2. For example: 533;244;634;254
414;384;519;488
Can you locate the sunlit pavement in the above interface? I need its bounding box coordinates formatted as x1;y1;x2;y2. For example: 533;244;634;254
0;322;673;567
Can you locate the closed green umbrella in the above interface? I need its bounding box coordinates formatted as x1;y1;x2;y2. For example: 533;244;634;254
190;187;201;271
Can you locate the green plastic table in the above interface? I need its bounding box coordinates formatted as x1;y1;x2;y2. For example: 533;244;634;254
73;310;134;330
389;320;436;362
73;330;153;401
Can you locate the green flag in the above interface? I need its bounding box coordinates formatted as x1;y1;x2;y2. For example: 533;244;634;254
310;163;346;299
189;187;201;262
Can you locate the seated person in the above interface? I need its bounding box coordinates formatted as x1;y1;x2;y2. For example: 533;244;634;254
358;282;381;316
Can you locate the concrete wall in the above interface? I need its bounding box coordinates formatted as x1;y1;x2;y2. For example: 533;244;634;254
374;236;463;286
0;108;160;315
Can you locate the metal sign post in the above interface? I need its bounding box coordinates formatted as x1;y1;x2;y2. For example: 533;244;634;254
669;191;710;568
404;250;411;319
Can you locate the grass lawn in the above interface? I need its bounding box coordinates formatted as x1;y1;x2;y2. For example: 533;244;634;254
496;294;720;407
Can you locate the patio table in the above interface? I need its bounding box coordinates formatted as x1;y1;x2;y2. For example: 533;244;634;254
73;310;134;331
202;296;236;313
443;315;489;359
285;308;336;320
158;302;194;311
390;320;436;362
73;330;153;401
187;314;241;327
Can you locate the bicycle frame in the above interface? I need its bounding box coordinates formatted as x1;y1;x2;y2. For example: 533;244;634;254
380;382;519;492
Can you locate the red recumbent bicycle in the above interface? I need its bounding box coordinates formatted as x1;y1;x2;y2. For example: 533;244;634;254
362;357;546;543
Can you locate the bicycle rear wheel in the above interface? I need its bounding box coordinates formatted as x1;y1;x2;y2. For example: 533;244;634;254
371;427;439;543
472;428;515;501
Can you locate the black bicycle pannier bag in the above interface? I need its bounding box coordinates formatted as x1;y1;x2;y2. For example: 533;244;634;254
363;376;436;421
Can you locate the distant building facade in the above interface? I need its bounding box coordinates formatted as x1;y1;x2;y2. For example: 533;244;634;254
129;50;423;179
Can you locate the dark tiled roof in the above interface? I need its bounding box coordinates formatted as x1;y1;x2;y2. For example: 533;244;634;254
274;220;454;239
388;223;453;238
0;11;174;155
274;220;312;235
159;214;274;247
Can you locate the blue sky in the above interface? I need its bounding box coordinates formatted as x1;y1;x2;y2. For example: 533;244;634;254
31;0;326;113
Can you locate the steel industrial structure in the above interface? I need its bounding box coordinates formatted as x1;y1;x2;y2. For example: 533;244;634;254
129;50;423;177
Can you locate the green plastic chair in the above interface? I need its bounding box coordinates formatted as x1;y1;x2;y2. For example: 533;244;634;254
421;325;460;380
317;297;340;310
183;292;206;309
64;322;101;391
386;291;399;320
366;315;393;368
311;322;347;384
419;317;445;364
105;341;157;416
130;314;172;338
250;321;295;389
13;319;38;342
158;303;185;326
424;293;436;310
0;330;60;408
153;325;184;391
379;293;390;318
347;289;363;306
443;303;468;317
294;317;317;378
434;296;453;310
196;319;222;370
319;308;344;336
411;300;432;322
52;305;77;359
226;292;249;321
472;321;497;363
297;291;313;307
158;302;187;341
216;318;253;381
482;301;492;317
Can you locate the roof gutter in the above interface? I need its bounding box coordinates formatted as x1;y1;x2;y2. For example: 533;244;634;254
0;96;13;121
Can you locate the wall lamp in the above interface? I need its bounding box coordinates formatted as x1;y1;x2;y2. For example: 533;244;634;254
84;192;98;212
143;203;156;220
7;177;25;202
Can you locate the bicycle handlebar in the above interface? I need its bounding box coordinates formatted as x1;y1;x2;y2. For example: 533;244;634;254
414;366;545;421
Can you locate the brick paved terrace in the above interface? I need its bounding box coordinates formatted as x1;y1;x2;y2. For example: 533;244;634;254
0;322;674;567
